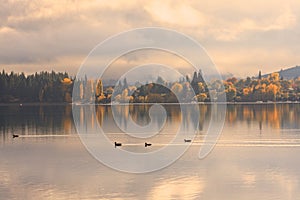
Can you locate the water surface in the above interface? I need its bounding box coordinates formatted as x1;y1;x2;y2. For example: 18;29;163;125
1;104;300;199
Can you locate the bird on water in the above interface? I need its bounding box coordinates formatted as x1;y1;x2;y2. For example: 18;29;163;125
145;142;152;147
114;142;122;148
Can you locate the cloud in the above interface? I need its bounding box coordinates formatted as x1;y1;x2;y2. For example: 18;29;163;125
208;47;300;77
0;0;300;77
210;7;297;41
144;1;208;27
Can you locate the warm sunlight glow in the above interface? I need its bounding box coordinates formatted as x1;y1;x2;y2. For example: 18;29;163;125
0;1;299;76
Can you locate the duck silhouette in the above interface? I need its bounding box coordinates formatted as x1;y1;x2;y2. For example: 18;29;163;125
145;142;152;147
114;142;122;148
13;134;19;138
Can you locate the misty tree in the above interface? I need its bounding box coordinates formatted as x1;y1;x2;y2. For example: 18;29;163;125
156;76;165;85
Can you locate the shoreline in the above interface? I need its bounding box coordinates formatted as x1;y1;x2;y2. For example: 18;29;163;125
1;101;300;106
0;102;71;106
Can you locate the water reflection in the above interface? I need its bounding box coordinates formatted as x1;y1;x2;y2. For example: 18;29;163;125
94;104;300;139
0;105;75;142
1;104;300;199
1;104;300;139
95;105;210;153
106;104;205;134
149;176;205;199
231;104;300;128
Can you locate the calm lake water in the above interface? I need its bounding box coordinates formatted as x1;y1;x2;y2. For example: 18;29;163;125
1;104;300;199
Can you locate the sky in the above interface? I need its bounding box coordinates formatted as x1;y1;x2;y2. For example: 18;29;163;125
1;0;300;78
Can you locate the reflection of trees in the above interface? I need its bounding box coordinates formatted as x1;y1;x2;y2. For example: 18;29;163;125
198;105;210;131
0;105;74;138
63;105;72;133
180;104;210;132
110;105;129;130
95;106;105;127
95;104;210;133
94;104;300;134
130;105;151;126
4;103;299;140
226;104;300;129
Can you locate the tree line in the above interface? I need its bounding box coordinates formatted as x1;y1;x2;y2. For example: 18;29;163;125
98;70;300;103
1;69;300;103
0;70;72;103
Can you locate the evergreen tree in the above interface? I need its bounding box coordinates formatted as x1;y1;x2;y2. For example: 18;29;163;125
258;70;262;80
0;70;72;103
123;78;128;90
186;75;190;83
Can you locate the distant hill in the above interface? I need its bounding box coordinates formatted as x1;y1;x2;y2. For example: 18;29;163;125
262;66;300;80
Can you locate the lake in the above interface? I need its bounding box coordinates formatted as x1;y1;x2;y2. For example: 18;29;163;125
1;104;300;199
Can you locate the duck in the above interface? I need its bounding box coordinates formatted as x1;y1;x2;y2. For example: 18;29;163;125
114;142;122;148
184;139;192;143
13;134;19;138
145;142;152;147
